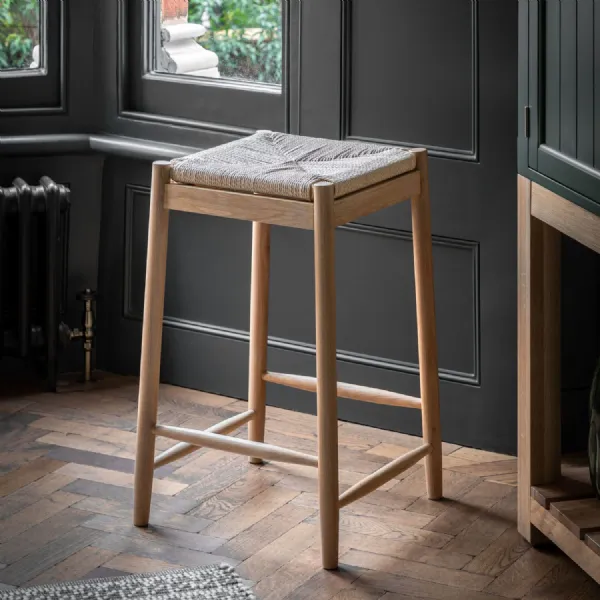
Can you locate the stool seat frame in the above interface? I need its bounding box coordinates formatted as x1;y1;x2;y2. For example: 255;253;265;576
133;148;442;570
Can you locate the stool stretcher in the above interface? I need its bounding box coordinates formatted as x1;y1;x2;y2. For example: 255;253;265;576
264;371;422;410
339;443;431;507
154;423;318;467
153;409;255;468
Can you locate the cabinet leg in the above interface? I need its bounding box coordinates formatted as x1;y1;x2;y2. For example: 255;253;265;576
517;175;561;544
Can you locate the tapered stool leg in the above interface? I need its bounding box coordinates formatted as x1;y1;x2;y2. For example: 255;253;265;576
134;161;171;526
248;222;271;464
313;182;339;570
411;150;443;500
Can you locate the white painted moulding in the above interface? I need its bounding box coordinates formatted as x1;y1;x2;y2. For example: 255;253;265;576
161;22;207;42
162;39;219;74
187;67;221;78
30;45;40;69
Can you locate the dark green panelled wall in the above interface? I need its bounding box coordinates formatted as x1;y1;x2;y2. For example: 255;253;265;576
1;0;598;454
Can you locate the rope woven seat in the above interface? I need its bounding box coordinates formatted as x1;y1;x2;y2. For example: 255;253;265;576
170;130;417;201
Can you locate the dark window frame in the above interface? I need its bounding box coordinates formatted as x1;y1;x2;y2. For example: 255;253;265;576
0;0;66;114
122;0;290;134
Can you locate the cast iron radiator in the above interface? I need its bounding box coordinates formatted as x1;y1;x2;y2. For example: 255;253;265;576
0;177;70;390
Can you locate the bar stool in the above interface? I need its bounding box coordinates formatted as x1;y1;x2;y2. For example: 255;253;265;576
133;131;443;570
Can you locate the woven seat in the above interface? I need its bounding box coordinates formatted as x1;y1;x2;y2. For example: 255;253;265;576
170;130;416;201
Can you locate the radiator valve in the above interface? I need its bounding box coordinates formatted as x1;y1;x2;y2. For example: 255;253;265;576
58;289;96;382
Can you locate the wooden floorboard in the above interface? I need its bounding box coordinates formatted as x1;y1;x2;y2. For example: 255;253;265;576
0;378;596;597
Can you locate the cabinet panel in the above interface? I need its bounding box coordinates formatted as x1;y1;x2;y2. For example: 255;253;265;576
543;0;594;165
576;0;594;165
528;0;600;212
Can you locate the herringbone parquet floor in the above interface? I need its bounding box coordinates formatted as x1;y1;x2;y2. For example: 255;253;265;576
0;378;597;598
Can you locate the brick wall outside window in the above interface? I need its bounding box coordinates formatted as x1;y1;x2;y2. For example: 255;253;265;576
162;0;188;24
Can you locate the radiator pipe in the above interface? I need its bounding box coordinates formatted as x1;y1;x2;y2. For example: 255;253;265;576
81;290;95;383
58;289;96;384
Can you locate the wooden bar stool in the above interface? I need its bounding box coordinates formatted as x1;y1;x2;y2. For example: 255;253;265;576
133;131;443;570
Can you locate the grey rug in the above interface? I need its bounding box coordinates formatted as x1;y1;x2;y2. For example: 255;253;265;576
0;565;255;599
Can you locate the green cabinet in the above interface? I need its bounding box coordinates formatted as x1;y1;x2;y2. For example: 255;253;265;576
519;0;600;217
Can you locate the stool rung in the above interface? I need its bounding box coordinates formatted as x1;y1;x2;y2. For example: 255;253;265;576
263;372;422;410
154;409;255;469
154;424;318;467
339;443;431;508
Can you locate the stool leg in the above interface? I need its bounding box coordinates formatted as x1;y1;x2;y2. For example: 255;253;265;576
411;150;443;500
313;183;339;570
248;222;271;464
134;161;171;526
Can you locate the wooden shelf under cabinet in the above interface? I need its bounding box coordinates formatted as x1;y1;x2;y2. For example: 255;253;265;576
530;464;600;582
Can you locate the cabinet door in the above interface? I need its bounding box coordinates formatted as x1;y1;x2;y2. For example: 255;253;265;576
526;0;600;210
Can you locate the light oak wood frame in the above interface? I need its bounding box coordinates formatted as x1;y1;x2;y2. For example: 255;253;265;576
247;221;270;464
163;168;421;229
313;181;340;569
134;151;443;571
134;161;171;527
412;150;443;500
518;175;600;583
517;175;562;544
263;372;422;410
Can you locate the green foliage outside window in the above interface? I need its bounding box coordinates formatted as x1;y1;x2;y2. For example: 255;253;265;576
0;0;39;70
189;0;281;84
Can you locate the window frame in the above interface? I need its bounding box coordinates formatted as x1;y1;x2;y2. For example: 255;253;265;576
0;0;65;113
123;0;289;132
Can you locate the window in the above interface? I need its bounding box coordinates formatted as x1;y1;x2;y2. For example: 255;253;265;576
0;0;63;113
157;0;282;86
125;0;286;131
0;0;43;72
